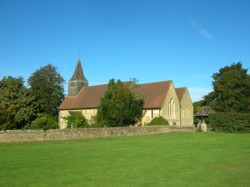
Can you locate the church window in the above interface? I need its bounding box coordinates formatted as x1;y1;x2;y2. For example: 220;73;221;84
168;98;175;119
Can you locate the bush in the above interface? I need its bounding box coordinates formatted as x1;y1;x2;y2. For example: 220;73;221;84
28;114;58;130
208;113;250;133
63;112;89;128
147;116;169;126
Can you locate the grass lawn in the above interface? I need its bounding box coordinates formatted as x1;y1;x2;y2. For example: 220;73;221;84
0;132;250;187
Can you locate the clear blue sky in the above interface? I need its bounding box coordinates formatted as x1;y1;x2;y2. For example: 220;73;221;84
1;0;249;101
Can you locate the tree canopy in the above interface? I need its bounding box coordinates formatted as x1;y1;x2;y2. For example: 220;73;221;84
28;64;65;115
0;76;36;129
203;62;250;112
0;64;65;130
96;79;144;127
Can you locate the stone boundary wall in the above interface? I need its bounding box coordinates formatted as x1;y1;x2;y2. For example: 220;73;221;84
0;125;195;143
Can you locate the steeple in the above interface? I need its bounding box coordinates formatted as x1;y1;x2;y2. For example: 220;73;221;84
68;58;88;96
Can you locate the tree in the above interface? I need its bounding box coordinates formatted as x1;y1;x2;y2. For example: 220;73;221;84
204;62;250;112
96;79;144;127
28;64;65;116
0;76;36;129
193;100;204;114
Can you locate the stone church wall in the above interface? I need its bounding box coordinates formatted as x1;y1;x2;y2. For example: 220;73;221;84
180;90;194;126
59;109;96;129
161;83;181;125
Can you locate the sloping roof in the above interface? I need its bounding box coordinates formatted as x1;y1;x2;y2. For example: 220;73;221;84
59;81;172;110
59;84;108;110
69;59;88;83
175;87;187;102
136;81;172;108
195;106;215;117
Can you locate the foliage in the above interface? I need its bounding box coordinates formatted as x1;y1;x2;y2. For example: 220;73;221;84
87;115;105;128
203;62;250;112
96;79;144;127
193;100;203;115
0;64;65;130
147;116;169;125
208;113;250;133
28;64;65;116
1;133;250;186
63;112;89;128
0;76;36;130
27;113;58;130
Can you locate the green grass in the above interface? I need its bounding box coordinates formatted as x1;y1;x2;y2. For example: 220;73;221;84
0;132;250;187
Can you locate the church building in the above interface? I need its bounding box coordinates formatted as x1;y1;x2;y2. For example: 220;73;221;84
58;59;194;129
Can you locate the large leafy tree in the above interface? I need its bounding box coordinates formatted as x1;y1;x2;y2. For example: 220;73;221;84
204;62;250;112
0;76;36;129
28;64;65;116
96;79;144;127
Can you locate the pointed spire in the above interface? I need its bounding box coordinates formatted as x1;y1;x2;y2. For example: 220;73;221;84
70;58;88;83
68;58;88;96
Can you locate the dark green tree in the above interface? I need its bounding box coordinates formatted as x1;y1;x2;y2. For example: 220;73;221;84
0;76;36;129
204;62;250;112
28;64;65;116
193;100;204;114
96;79;144;127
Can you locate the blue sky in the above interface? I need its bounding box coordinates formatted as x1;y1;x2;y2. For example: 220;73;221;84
0;0;249;101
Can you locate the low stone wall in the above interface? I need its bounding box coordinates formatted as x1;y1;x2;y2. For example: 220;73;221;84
0;125;195;143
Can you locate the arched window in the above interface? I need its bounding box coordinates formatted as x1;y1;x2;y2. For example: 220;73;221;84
168;98;175;119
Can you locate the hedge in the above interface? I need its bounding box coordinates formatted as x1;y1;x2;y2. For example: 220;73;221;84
147;116;169;126
208;113;250;133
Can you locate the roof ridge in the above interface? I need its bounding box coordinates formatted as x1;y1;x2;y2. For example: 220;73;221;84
138;80;172;86
176;87;187;89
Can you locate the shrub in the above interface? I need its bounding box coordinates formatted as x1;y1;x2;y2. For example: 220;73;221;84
63;112;89;128
148;116;169;126
28;114;58;130
208;113;250;133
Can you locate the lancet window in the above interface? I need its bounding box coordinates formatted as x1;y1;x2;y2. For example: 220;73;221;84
168;98;176;119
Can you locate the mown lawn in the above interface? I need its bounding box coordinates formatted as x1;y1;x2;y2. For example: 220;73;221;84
0;132;250;187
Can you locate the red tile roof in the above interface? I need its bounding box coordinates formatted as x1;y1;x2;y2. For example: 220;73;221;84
59;81;172;110
175;87;187;102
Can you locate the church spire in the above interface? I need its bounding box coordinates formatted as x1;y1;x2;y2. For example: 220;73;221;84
70;58;88;82
68;58;88;96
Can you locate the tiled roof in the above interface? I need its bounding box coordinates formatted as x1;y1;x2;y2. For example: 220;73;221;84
175;87;187;102
136;81;172;108
59;81;172;110
195;106;215;117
